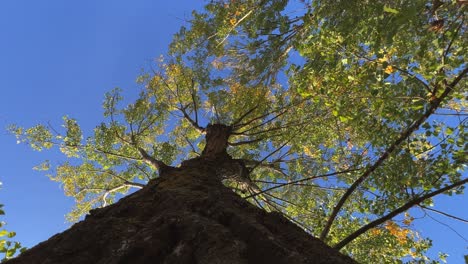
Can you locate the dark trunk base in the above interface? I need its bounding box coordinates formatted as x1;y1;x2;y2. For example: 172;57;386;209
6;164;355;264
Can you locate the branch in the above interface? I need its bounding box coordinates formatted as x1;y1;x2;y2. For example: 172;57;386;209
185;136;200;155
245;169;359;199
216;9;254;46
334;178;468;249
247;189;266;210
263;192;301;208
419;205;468;223
136;114;160;136
320;66;468;240
107;172;146;189
177;104;205;133
392;65;432;94
134;164;153;181
94;147;142;162
282;183;348;191
355;54;431;94
74;187;109;197
248;140;290;173
75;182;143;202
442;15;464;61
137;146;169;174
449;66;468;90
228;137;265;146
422;208;468;243
86;168;146;188
213;103;221;123
233;108;289;135
253;163;290;179
239;120;307;137
182;77;201;127
231;104;258;128
232;99;305;132
102;184;136;207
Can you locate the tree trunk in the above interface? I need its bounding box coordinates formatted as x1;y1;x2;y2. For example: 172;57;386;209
6;124;355;263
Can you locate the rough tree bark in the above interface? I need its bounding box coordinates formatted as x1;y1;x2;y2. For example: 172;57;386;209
6;124;355;264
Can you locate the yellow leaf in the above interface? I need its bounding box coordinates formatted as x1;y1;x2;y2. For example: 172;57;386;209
385;221;398;233
403;217;414;226
230;83;241;94
377;57;388;63
385;221;410;245
229;17;237;26
304;146;313;156
370;228;382;236
384;65;395;74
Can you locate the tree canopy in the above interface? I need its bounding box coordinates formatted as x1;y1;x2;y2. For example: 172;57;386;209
10;0;467;263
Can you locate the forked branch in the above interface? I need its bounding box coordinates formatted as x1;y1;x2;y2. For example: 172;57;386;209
177;104;206;133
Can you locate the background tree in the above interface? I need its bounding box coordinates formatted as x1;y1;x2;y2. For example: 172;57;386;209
10;0;467;263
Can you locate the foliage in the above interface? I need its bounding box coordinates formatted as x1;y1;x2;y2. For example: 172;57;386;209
10;0;467;263
0;203;26;262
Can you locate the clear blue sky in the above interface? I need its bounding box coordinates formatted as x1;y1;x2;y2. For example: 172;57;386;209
0;1;466;262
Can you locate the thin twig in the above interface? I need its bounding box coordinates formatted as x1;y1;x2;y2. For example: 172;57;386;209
246;169;359;199
423;210;468;243
419;205;468;223
232;104;259;128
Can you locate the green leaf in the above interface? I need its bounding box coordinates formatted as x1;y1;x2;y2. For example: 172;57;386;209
383;6;399;14
6;232;16;238
446;127;453;135
339;116;349;122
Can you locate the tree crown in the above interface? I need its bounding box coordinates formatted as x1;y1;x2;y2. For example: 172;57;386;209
10;0;467;262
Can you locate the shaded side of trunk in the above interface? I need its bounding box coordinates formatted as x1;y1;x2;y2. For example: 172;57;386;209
6;158;355;264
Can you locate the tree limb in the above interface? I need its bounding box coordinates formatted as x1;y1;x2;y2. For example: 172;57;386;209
102;184;137;207
137;146;170;174
334;177;468;250
177;104;205;133
320;66;468;240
